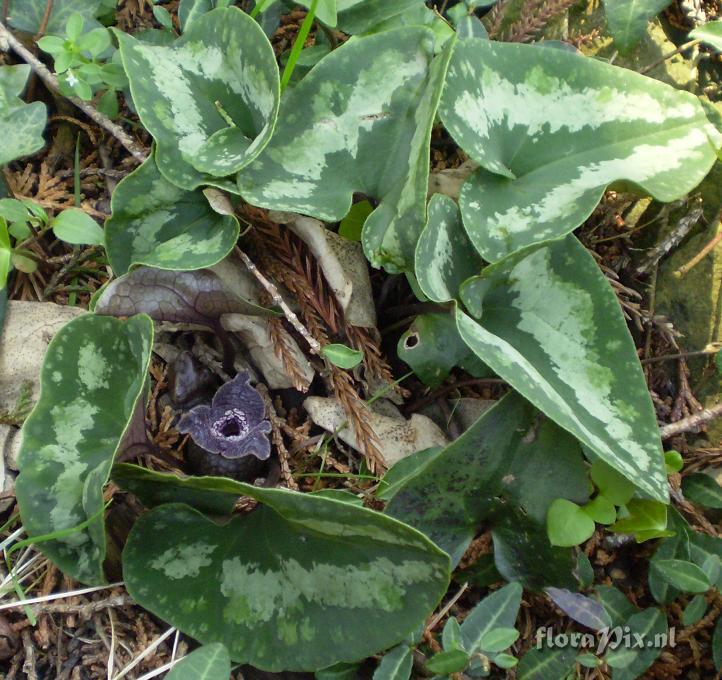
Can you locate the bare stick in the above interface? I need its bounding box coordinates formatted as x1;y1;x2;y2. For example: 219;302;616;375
673;220;722;278
0;19;147;163
235;246;321;354
640;38;701;74
660;403;722;439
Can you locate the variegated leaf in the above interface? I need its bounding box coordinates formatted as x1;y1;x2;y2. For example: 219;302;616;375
123;489;450;670
385;392;588;579
104;153;239;275
5;0;101;34
440;40;722;262
0;65;47;166
335;0;425;34
116;7;280;189
15;314;153;584
604;0;673;54
415;193;482;303
457;235;668;501
238;28;453;272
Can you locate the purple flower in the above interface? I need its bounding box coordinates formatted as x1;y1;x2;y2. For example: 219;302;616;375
177;371;272;460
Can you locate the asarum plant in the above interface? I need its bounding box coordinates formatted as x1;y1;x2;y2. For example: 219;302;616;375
5;0;722;676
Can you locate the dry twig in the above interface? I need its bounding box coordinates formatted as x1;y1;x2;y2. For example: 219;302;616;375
0;19;147;162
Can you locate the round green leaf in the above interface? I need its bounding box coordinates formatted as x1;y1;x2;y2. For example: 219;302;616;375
104;153;239;275
123;493;450;671
664;449;684;474
582;495;617;525
546;499;596;547
52;208;104;245
115;7;280;189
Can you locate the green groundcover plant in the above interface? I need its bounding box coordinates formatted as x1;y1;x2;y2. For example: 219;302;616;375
2;0;722;677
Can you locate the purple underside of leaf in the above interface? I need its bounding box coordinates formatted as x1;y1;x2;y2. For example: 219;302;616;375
94;266;269;327
177;372;272;461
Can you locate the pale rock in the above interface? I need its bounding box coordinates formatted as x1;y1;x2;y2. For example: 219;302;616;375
303;396;448;467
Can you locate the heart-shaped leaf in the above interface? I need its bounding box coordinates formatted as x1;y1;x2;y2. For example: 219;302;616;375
104;154;239;275
440;39;722;262
546;499;596;547
457;235;668;502
603;0;673;54
15;313;153;584
116;7;280;189
5;0;102;34
397;312;489;388
691;20;722;51
0;65;47;166
167;643;231;680
123;491;450;671
385;391;588;571
335;0;425;34
95;266;272;325
112;463;242;515
415;194;482;304
238;28;453;272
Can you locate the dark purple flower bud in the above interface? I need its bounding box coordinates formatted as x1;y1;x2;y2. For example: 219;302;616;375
177;371;272;460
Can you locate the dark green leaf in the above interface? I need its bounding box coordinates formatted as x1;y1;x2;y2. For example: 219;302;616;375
123;492;450;671
682;473;722;509
595;586;637;627
517;646;577;680
385;392;588;567
608;608;667;680
651;559;711;594
338;200;374;242
458;236;668;502
112;464;241;515
681;594;708;627
105;153;239;275
16;314;153;584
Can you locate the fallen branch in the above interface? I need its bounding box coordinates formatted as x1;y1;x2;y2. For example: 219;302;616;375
235;246;321;354
673;217;722;278
0;19;147;163
660;403;722;439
